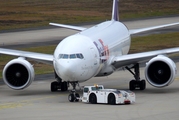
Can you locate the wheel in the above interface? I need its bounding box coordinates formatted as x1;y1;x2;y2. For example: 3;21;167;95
89;94;97;104
75;93;80;102
61;81;68;91
51;81;58;92
129;80;136;90
140;80;146;90
108;94;116;105
68;93;75;102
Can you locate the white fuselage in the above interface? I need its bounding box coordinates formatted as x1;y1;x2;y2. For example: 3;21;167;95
53;20;131;82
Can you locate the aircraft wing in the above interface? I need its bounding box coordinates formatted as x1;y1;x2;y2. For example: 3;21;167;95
0;48;53;65
129;22;179;35
49;23;86;31
112;47;179;68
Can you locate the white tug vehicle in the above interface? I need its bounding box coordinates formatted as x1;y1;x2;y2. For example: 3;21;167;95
68;85;135;105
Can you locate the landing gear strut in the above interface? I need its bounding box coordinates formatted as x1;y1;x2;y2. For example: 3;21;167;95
125;63;146;90
68;82;80;102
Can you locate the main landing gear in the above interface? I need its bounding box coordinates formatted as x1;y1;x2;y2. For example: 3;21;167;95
51;81;68;92
68;82;80;102
125;63;146;90
51;72;68;92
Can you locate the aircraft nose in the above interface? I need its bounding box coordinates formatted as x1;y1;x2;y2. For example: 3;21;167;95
58;60;78;80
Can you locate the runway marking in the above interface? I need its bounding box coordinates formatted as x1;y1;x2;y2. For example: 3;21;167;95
0;95;60;110
0;102;31;110
175;77;179;81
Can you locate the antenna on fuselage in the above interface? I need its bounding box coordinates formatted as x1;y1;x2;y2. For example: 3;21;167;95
111;0;119;21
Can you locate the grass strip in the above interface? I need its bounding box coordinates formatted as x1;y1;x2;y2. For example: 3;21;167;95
0;0;179;30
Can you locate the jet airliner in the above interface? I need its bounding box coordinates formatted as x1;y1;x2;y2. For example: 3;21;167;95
0;0;179;101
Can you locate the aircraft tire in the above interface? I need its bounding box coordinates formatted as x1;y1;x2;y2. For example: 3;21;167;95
68;93;75;102
140;80;146;90
129;80;136;90
74;93;80;102
51;81;58;92
61;81;68;91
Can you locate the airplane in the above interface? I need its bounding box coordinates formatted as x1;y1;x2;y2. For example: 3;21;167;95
0;0;179;102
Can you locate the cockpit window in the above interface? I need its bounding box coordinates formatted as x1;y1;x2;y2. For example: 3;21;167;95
63;54;69;59
59;53;84;59
70;54;76;59
76;54;81;59
59;54;63;59
79;54;84;59
76;53;84;59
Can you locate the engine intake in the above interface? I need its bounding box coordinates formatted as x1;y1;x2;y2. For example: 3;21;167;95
145;55;177;88
3;57;35;90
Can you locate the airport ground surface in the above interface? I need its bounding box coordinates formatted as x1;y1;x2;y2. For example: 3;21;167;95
0;67;179;120
0;16;179;120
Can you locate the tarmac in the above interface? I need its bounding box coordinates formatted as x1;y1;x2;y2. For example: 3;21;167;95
0;67;179;120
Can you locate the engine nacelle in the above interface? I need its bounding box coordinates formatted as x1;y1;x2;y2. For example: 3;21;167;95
3;57;35;90
145;55;177;88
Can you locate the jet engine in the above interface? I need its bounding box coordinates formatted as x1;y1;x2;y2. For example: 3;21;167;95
3;57;35;90
145;55;177;88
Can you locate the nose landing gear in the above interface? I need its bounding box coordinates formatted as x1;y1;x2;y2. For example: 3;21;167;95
68;82;81;102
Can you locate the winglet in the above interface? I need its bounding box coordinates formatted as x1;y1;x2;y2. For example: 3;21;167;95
111;0;119;21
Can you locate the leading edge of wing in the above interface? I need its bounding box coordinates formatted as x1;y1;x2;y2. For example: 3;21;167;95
49;23;86;31
129;22;179;35
112;47;179;68
0;48;53;64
